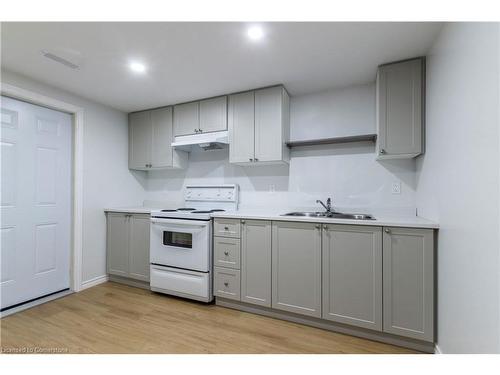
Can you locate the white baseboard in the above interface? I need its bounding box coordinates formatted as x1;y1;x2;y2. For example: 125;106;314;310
80;275;109;290
434;344;443;354
1;289;73;318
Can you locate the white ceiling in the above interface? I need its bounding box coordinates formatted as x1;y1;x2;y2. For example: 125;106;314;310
1;22;443;112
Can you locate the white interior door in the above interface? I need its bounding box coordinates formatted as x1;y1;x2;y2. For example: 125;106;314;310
1;95;72;311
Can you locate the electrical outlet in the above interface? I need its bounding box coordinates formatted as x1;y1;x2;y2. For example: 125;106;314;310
392;181;401;194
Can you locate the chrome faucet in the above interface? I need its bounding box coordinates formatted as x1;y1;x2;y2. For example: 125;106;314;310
316;197;333;213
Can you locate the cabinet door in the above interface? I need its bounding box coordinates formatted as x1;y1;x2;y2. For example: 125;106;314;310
241;220;272;307
383;227;434;342
107;213;130;277
322;225;382;331
228;91;255;163
150;107;173;168
128;214;150;282
377;58;423;158
129;111;151;170
272;221;322;317
173;101;199;136
199;96;227;133
255;86;284;162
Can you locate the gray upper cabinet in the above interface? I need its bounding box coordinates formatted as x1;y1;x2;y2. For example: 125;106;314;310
376;58;424;159
272;221;322;317
254;86;290;163
229;86;290;165
129;107;187;170
322;224;383;331
383;227;434;342
173;101;199;136
128;214;151;282
129;111;152;170
228;91;255;163
106;213;150;282
199;96;227;133
241;220;272;307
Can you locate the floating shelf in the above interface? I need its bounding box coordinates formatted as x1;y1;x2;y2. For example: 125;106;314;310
286;134;377;148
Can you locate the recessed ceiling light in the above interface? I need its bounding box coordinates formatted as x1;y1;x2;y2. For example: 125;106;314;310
247;26;264;41
129;61;146;73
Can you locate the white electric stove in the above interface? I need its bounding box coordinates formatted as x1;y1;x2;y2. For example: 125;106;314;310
149;185;239;302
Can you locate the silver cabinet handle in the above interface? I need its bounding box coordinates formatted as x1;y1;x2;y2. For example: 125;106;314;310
385;228;391;234
249;158;253;162
224;251;229;256
194;129;198;133
315;225;320;229
323;225;328;230
224;226;229;230
241;220;245;224
224;282;229;287
380;149;386;154
254;158;259;162
198;128;203;133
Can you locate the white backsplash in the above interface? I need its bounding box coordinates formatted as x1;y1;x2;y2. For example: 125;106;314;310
143;83;417;216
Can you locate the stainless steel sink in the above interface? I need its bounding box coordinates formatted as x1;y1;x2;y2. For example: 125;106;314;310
282;212;375;220
282;212;329;217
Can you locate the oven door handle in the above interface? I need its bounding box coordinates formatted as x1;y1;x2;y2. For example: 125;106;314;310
151;218;209;228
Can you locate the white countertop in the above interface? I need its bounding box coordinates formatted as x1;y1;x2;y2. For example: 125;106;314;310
104;206;160;214
104;207;438;229
210;209;439;229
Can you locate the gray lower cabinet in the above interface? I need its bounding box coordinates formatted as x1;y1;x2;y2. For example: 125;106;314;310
128;215;151;281
106;213;130;277
106;212;150;282
272;221;322;317
383;227;434;342
241;220;272;307
322;224;383;331
214;267;240;301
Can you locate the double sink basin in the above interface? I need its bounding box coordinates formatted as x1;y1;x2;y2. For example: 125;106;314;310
282;212;375;220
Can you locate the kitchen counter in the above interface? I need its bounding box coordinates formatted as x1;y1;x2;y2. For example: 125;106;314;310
211;209;439;229
104;207;159;214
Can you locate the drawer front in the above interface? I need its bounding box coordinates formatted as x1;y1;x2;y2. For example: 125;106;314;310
214;237;241;269
214;218;241;238
214;267;240;301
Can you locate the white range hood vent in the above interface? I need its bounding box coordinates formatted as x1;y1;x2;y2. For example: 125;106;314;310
171;130;229;151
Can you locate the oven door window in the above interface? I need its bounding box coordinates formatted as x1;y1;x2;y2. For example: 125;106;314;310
163;231;192;249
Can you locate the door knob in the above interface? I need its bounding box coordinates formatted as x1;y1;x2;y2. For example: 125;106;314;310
385;228;391;234
380;149;386;154
241;220;245;224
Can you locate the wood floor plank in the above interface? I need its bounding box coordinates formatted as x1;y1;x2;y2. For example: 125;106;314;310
0;282;417;354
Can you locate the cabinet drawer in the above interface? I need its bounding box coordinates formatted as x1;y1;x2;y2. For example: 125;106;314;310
214;218;240;238
214;267;240;301
214;237;241;269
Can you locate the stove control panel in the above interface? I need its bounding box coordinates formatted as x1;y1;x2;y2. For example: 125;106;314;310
185;185;239;203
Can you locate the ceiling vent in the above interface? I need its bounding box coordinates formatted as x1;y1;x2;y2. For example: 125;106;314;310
41;49;80;70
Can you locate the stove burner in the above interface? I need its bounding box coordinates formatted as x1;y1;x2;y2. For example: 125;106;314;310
210;209;225;212
177;208;196;211
161;209;177;212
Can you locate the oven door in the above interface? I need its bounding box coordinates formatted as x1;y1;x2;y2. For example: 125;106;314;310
150;218;211;272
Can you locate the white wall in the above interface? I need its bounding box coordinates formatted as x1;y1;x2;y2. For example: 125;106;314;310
415;23;500;353
146;84;417;215
1;69;147;284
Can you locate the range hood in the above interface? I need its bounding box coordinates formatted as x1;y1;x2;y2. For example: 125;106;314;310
171;130;229;151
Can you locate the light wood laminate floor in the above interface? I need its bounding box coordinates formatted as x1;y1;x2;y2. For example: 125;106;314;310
0;282;417;354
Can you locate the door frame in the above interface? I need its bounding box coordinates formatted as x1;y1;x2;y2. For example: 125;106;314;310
1;82;84;293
